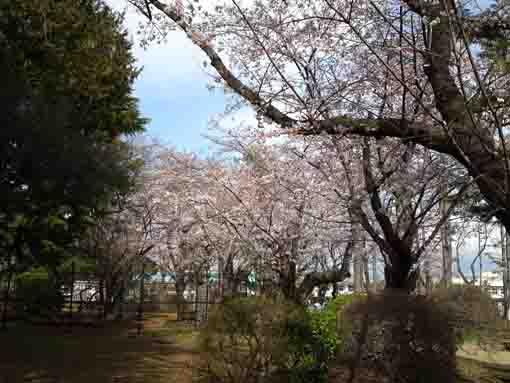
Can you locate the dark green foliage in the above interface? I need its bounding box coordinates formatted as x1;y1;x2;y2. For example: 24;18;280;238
0;0;147;278
198;296;329;383
14;267;64;317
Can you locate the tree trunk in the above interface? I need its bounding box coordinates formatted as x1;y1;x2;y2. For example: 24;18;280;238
384;259;418;292
175;272;186;321
353;223;364;292
421;6;510;234
362;238;370;290
223;259;235;298
280;260;297;302
441;184;452;288
98;279;105;320
117;280;125;320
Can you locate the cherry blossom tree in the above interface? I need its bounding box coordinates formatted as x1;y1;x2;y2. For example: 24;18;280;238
126;0;510;290
201;130;355;302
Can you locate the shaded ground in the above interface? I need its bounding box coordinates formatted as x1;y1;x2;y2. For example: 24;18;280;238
5;315;510;383
0;314;198;383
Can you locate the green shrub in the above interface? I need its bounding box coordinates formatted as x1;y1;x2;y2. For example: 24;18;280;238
197;296;329;383
14;267;63;316
309;293;366;358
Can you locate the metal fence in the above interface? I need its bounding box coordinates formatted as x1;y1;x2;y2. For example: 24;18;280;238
0;266;256;329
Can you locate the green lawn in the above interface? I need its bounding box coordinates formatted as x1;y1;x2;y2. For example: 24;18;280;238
0;314;198;383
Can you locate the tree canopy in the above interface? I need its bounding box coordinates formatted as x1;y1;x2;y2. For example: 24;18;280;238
0;0;147;277
131;0;510;290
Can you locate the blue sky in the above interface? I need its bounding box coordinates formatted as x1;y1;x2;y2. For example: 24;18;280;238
108;0;234;154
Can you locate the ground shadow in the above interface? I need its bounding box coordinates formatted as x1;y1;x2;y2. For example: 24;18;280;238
0;314;197;383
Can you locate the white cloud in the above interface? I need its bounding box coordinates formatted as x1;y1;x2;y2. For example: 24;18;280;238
107;0;213;89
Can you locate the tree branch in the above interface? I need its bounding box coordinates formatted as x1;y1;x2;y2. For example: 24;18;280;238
296;240;352;300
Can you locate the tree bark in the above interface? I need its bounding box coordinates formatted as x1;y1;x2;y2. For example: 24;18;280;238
296;240;352;301
440;186;452;288
384;262;419;291
175;271;186;321
353;224;364;292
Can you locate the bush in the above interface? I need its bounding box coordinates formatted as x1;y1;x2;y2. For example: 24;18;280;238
14;267;64;317
197;296;329;383
309;293;366;358
340;292;457;383
432;285;504;347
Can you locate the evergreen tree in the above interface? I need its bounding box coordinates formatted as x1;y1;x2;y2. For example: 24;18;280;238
0;0;147;280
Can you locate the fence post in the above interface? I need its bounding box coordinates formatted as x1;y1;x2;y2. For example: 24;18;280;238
69;260;75;325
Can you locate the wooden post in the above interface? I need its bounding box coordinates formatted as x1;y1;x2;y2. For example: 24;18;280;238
137;262;146;336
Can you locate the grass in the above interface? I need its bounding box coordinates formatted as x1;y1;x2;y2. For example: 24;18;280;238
0;313;199;383
456;341;510;382
458;341;510;365
4;312;510;383
457;357;510;383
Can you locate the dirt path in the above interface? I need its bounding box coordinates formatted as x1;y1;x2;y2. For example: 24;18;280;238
0;314;197;383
